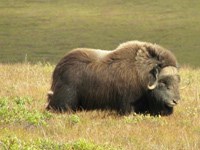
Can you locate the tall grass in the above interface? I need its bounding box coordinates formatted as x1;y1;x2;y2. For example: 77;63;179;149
0;63;199;149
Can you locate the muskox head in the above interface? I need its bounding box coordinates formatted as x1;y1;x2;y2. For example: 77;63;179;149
147;66;180;115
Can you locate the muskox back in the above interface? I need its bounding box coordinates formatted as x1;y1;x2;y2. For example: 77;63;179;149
47;41;180;116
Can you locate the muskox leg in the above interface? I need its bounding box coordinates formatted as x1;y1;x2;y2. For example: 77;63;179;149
46;83;78;112
118;100;133;115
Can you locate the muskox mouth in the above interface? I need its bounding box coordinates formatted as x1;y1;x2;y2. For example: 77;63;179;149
166;100;178;107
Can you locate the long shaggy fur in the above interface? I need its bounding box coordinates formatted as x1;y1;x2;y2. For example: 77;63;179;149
46;41;179;115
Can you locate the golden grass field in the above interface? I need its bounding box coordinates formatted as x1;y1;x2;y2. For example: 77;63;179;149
0;63;200;149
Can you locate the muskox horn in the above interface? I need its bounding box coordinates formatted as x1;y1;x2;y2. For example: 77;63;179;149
148;67;159;90
147;66;178;90
159;66;178;77
148;81;158;90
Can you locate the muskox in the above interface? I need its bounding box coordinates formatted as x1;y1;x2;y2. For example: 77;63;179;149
47;41;180;116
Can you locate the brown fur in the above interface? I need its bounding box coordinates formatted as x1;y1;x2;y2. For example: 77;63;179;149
47;41;179;115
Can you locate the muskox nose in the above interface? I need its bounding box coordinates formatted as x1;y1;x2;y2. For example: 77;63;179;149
173;93;180;103
173;96;180;105
173;99;178;105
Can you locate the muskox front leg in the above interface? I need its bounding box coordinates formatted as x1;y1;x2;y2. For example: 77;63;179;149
46;84;78;112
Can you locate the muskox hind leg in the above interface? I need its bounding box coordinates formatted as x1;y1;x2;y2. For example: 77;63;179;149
118;100;133;115
46;84;78;112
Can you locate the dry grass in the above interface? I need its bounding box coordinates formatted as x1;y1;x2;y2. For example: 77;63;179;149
0;63;200;149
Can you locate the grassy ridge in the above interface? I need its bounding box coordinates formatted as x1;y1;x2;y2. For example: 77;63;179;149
0;63;200;149
0;0;200;66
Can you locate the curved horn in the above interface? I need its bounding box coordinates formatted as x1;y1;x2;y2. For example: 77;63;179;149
148;80;158;90
159;66;178;77
148;68;159;90
148;66;178;90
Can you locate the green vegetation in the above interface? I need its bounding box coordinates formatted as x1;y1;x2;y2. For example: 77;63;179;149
0;63;200;149
0;0;200;66
1;136;115;150
0;96;51;126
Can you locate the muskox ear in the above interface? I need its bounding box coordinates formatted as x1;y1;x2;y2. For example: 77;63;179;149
148;66;159;90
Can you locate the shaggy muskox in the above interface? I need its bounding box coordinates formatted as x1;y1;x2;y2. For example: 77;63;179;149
47;41;180;116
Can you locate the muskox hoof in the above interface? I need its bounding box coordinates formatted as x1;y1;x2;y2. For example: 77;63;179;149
46;103;68;113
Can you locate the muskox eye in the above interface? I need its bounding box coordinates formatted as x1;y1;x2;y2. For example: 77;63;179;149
159;82;170;89
160;82;166;87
